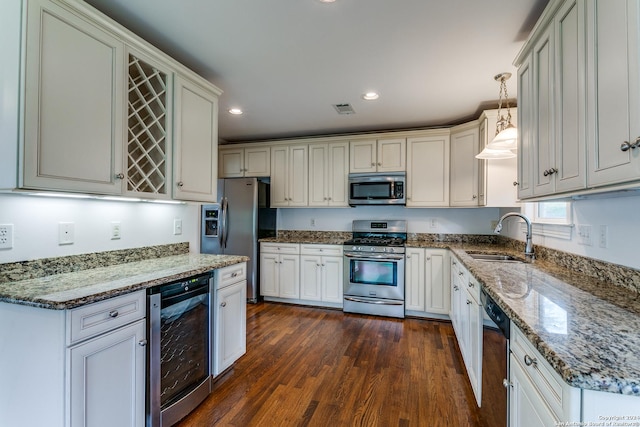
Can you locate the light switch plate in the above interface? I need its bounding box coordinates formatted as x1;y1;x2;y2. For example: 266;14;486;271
577;225;592;246
173;219;182;235
111;221;121;240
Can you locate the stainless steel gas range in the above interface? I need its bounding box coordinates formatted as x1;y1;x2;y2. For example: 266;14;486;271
343;220;407;318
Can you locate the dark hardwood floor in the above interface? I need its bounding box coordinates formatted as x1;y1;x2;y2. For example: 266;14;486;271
177;302;482;427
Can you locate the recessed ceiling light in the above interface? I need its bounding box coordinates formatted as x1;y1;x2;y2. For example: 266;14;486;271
228;108;243;115
362;92;379;101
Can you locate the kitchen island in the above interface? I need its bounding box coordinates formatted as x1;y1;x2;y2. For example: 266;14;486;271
0;244;248;427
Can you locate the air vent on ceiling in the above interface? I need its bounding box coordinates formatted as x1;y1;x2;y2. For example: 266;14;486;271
333;103;355;115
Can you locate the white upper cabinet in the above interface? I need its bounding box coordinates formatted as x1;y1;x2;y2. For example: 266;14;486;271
450;123;481;206
516;0;640;198
271;144;308;207
22;0;125;194
554;0;586;193
349;138;406;173
6;0;222;202
308;141;349;207
219;146;270;178
517;54;535;199
173;75;219;202
406;133;450;207
586;0;640;187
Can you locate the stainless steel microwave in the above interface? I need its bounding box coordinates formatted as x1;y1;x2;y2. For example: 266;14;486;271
348;173;406;206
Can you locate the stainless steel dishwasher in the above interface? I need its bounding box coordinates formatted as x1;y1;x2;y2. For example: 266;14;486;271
480;288;510;427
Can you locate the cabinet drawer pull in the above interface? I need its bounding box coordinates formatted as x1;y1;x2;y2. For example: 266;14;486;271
468;282;475;288
458;271;464;276
109;310;119;318
453;285;459;291
466;300;472;305
524;354;538;367
621;141;632;151
231;272;238;277
138;339;147;347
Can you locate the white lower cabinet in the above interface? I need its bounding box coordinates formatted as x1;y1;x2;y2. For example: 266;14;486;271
69;319;146;427
405;248;450;317
260;243;301;299
261;243;343;308
449;255;482;406
0;291;146;427
510;354;561;427
300;244;343;305
214;264;247;376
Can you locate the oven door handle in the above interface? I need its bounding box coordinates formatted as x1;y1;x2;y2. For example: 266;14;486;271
343;253;405;261
344;296;404;306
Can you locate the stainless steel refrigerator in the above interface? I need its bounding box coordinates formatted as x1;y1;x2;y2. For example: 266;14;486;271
200;177;276;302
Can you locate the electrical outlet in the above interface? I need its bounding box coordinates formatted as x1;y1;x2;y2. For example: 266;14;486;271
110;221;121;240
0;224;14;249
310;218;316;227
430;219;437;228
173;219;182;235
59;222;75;245
577;225;592;246
599;225;608;248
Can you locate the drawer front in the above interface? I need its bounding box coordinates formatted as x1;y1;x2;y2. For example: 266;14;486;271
68;291;145;345
511;324;565;418
261;243;300;254
451;256;468;285
300;244;343;256
215;262;247;289
466;275;480;303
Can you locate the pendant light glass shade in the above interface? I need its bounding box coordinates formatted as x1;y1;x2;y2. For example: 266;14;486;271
475;147;516;159
487;124;518;150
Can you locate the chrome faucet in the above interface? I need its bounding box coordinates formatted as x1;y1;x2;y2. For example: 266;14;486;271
494;212;535;261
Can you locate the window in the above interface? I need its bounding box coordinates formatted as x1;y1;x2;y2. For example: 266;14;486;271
523;201;573;239
534;202;571;224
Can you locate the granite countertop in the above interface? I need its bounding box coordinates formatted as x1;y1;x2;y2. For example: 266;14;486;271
0;254;249;310
445;244;640;397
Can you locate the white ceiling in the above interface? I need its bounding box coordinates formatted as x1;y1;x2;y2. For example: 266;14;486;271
84;0;549;143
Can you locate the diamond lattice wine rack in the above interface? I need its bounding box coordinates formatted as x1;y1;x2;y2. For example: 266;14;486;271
127;54;168;195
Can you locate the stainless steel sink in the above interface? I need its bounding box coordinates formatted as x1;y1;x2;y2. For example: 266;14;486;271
466;252;524;263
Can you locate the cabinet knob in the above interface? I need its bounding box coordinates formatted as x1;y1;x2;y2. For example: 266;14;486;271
138;339;147;347
324;197;328;200
115;173;124;180
177;181;184;187
322;263;325;267
377;162;382;166
328;197;332;201
621;141;632;151
317;263;321;267
466;300;472;305
502;379;512;389
458;271;464;276
472;195;477;199
513;181;519;187
406;255;411;259
524;354;538;367
109;310;119;318
231;272;238;277
221;301;227;307
468;282;475;288
426;257;431;261
453;285;459;291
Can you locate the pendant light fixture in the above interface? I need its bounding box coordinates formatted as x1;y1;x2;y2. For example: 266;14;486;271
476;72;518;159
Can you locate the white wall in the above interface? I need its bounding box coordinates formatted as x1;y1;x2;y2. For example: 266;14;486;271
278;206;501;235
500;194;640;270
0;194;200;263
